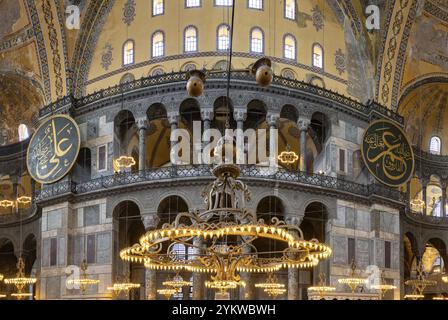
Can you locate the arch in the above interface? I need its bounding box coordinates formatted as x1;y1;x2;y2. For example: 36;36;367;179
283;34;297;60
120;73;135;84
114;110;137;168
157;195;189;224
256;196;285;220
212;96;235;131
150;67;165;76
301;202;328;242
22;233;37;276
429;136;442;155
151;30;165;58
250;27;264;54
122;39;135;66
312;43;324;69
182;62;197;71
184;26;198;53
179;99;201;131
284;0;295;19
309;112;329;153
0;237;17;289
245;99;267;130
281;68;296;80
280;104;299;123
217;24;230;51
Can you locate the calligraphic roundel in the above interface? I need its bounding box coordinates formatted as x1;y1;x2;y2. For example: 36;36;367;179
27;114;81;184
361;119;414;187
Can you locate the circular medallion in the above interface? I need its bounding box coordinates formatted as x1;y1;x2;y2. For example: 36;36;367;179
27;114;81;184
361;119;414;187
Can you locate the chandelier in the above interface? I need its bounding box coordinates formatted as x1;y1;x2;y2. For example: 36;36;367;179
16;196;32;205
67;260;100;294
107;272;140;296
265;287;287;298
405;261;436;296
255;273;286;298
337;260;367;293
410;199;425;212
0;200;15;208
441;275;448;283
4;257;37;300
114;156;136;172
157;287;178;299
278;145;299;166
163;274;192;289
433;295;448;300
120;164;331;293
371;272;397;299
308;273;336;299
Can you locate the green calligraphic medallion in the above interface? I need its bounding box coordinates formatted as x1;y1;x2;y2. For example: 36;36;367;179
27;114;81;184
361;119;414;187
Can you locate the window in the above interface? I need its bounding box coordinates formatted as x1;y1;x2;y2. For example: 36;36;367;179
152;31;165;57
183;63;197;71
282;68;296;79
184;26;198;52
348;238;355;264
285;0;295;20
313;43;324;69
250;27;263;53
217;24;230;51
98;145;107;171
123;40;134;65
18;124;29;141
248;0;262;10
120;73;135;84
430;136;441;155
87;234;96;264
215;0;232;6
384;241;391;269
50;238;57;267
172;243;186;260
186;0;200;7
284;34;296;60
339;149;346;173
151;68;164;76
153;0;164;15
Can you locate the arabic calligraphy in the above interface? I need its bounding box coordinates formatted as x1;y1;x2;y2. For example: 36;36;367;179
27;115;80;184
361;120;414;187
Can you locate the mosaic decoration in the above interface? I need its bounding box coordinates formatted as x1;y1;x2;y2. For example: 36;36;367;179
334;49;346;75
101;43;113;70
311;5;324;31
122;0;136;26
361;119;414;187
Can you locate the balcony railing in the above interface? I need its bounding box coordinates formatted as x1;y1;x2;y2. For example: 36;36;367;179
34;165;406;205
405;209;448;225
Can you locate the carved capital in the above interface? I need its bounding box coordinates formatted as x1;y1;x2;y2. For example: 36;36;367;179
167;112;180;126
233;109;247;122
201;109;214;121
285;214;303;227
266;113;279;127
141;214;160;230
136;118;148;130
297;118;311;132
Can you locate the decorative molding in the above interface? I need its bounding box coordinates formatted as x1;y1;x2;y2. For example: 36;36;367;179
85;51;348;86
101;43;113;70
334;48;346;75
0;27;34;52
122;0;136;26
42;0;64;99
25;0;51;103
311;5;324;31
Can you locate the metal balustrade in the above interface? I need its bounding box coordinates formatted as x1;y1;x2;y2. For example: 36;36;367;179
34;165;406;204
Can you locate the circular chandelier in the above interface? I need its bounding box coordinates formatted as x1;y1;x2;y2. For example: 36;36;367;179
107;272;140;296
337;260;367;293
16;196;32;205
265;287;287;298
0;200;15;208
410;199;425;212
404;293;425;300
433;295;448;300
4;257;37;299
405;261;436;295
255;273;286;298
67;260;100;294
114;156;136;172
120;164;331;292
371;272;397;299
163;274;192;289
308;273;336;298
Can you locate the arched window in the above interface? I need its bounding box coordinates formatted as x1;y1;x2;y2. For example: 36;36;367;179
120;73;135;84
250;27;263;53
123;40;134;65
186;0;200;8
248;0;263;10
184;26;198;52
281;68;295;79
152;0;164;15
183;63;197;71
151;67;164;76
217;24;230;51
284;34;296;60
18;124;29;141
430;136;442;155
312;43;324;69
152;31;164;57
285;0;295;20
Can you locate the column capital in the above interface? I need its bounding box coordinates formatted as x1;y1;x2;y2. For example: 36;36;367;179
233;109;247;122
141;213;160;231
266;113;279;127
297;117;311;131
136;118;148;130
285;214;303;227
201;109;214;121
167;112;180;126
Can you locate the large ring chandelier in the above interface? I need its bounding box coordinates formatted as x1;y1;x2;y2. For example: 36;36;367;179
121;164;332;290
4;257;37;300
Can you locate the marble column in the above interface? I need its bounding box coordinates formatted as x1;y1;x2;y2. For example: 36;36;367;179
168;113;179;170
234;109;247;132
201;109;214;161
442;181;447;217
141;214;160;300
286;215;302;300
234;109;247;165
422;179;428;215
266;114;279;167
297;118;311;172
137;118;148;172
192;237;205;300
